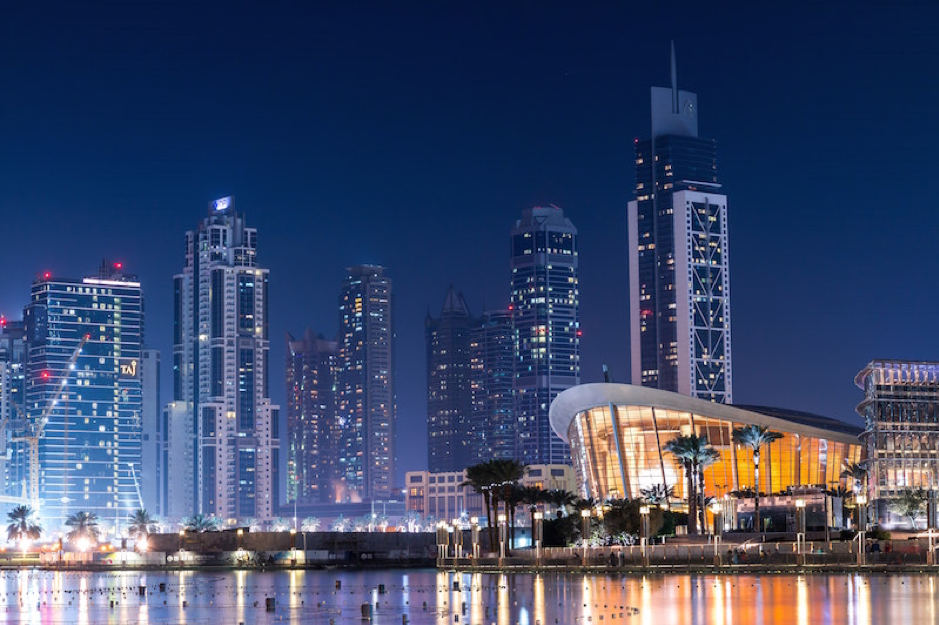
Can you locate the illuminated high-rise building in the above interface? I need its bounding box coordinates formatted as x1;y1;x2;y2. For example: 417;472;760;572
285;329;339;504
628;44;732;403
169;197;279;521
337;265;395;501
0;318;26;499
24;262;143;528
470;309;515;463
511;206;580;466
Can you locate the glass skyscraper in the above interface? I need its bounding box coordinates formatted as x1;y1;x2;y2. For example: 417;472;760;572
170;197;279;521
511;206;580;466
0;319;27;500
337;265;395;501
470;309;515;463
628;44;732;403
24;262;142;529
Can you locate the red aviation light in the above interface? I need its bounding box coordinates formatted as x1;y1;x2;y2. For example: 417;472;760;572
576;330;583;337
114;262;123;270
640;309;653;318
43;272;51;280
0;317;6;327
41;371;50;380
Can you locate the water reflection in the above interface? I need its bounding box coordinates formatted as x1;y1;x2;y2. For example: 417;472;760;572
0;569;933;623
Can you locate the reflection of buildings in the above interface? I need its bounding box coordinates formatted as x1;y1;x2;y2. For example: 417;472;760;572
856;361;939;515
405;464;576;523
511;206;580;466
549;384;863;505
628;45;731;402
25;263;143;528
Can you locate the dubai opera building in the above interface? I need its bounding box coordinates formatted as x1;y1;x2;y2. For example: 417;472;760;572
549;384;864;503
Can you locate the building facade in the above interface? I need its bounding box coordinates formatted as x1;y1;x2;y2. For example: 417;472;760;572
337;265;395;501
24;263;143;529
0;319;27;500
469;310;515;464
285;329;340;504
628;45;732;403
550;383;863;503
405;464;577;523
856;360;939;502
426;286;475;473
140;349;161;515
170;197;279;521
511;206;580;466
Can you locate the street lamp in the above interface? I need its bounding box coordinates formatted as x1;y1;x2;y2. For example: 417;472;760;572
451;519;462;565
533;511;544;566
639;506;651;566
581;509;591;566
470;517;480;560
290;528;297;565
498;514;507;563
856;494;868;565
795;499;806;562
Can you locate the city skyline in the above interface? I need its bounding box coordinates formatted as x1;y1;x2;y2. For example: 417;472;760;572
0;3;936;486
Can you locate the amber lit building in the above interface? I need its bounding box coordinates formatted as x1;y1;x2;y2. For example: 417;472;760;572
549;384;864;502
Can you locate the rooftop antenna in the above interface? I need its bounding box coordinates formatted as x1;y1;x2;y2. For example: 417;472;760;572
603;364;613;384
670;40;678;114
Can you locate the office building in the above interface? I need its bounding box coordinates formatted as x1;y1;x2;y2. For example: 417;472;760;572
628;44;732;403
24;262;143;529
140;349;161;515
285;329;340;504
856;361;939;512
426;286;474;473
511;206;580;466
550;384;863;506
469;310;515;463
170;196;279;521
0;318;26;499
337;265;395;501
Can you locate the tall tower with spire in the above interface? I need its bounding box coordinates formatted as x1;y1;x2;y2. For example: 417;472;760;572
628;43;732;403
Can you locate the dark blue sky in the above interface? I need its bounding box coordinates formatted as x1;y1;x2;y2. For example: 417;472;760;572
1;2;937;486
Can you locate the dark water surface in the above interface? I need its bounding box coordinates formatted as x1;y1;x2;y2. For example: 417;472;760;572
0;568;932;623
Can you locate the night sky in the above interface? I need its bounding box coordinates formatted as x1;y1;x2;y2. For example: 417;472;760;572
1;3;937;488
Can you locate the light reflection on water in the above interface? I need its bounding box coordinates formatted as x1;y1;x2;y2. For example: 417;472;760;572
0;569;933;623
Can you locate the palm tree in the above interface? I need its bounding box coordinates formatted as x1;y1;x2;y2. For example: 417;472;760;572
484;459;526;553
692;446;722;534
241;517;262;532
519;485;547;537
504;484;525;548
182;513;220;533
65;511;100;544
331;514;347;532
462;462;496;550
6;505;41;542
269;517;292;532
544;489;578;519
732;425;783;534
640;484;675;507
300;517;320;532
824;485;852;529
128;509;158;539
841;461;869;498
663;435;701;534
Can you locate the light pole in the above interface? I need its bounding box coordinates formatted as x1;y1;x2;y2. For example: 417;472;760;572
856;494;868;565
581;509;591;567
533;511;544;567
795;498;806;564
498;514;507;564
639;506;650;566
290;528;297;566
470;517;480;561
452;519;462;566
709;500;722;563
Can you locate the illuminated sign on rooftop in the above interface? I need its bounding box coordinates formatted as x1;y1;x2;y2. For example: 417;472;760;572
212;196;232;211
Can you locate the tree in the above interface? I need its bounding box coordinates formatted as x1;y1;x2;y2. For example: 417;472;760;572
182;513;221;533
841;461;869;498
543;489;578;519
503;484;525;548
6;505;41;543
663;435;703;534
241;517;262;532
519;485;547;537
65;511;101;544
269;517;292;532
890;488;927;529
128;509;158;539
692;446;722;534
824;485;852;529
300;517;320;532
462;462;496;550
640;484;674;507
331;514;347;532
732;425;783;534
485;459;526;553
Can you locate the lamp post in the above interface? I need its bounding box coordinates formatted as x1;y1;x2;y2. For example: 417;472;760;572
795;498;806;564
709;501;722;563
498;514;507;564
290;528;297;566
533;511;544;567
452;519;462;566
470;517;480;561
581;509;591;567
639;506;650;567
178;530;185;568
856;494;868;565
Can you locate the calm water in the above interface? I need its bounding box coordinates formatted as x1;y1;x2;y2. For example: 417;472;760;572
0;568;933;624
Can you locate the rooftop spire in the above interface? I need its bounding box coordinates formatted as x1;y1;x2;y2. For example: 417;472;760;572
670;40;678;114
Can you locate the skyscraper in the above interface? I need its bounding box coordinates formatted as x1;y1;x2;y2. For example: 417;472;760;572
628;44;732;403
469;309;515;463
511;206;580;466
170;196;279;521
285;329;339;504
337;265;395;501
140;349;162;515
24;262;142;528
0;318;27;499
426;286;474;473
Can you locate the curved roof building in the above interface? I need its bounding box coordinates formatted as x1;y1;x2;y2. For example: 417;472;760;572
549;384;864;501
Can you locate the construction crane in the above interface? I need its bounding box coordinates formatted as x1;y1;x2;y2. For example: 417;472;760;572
12;335;89;508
